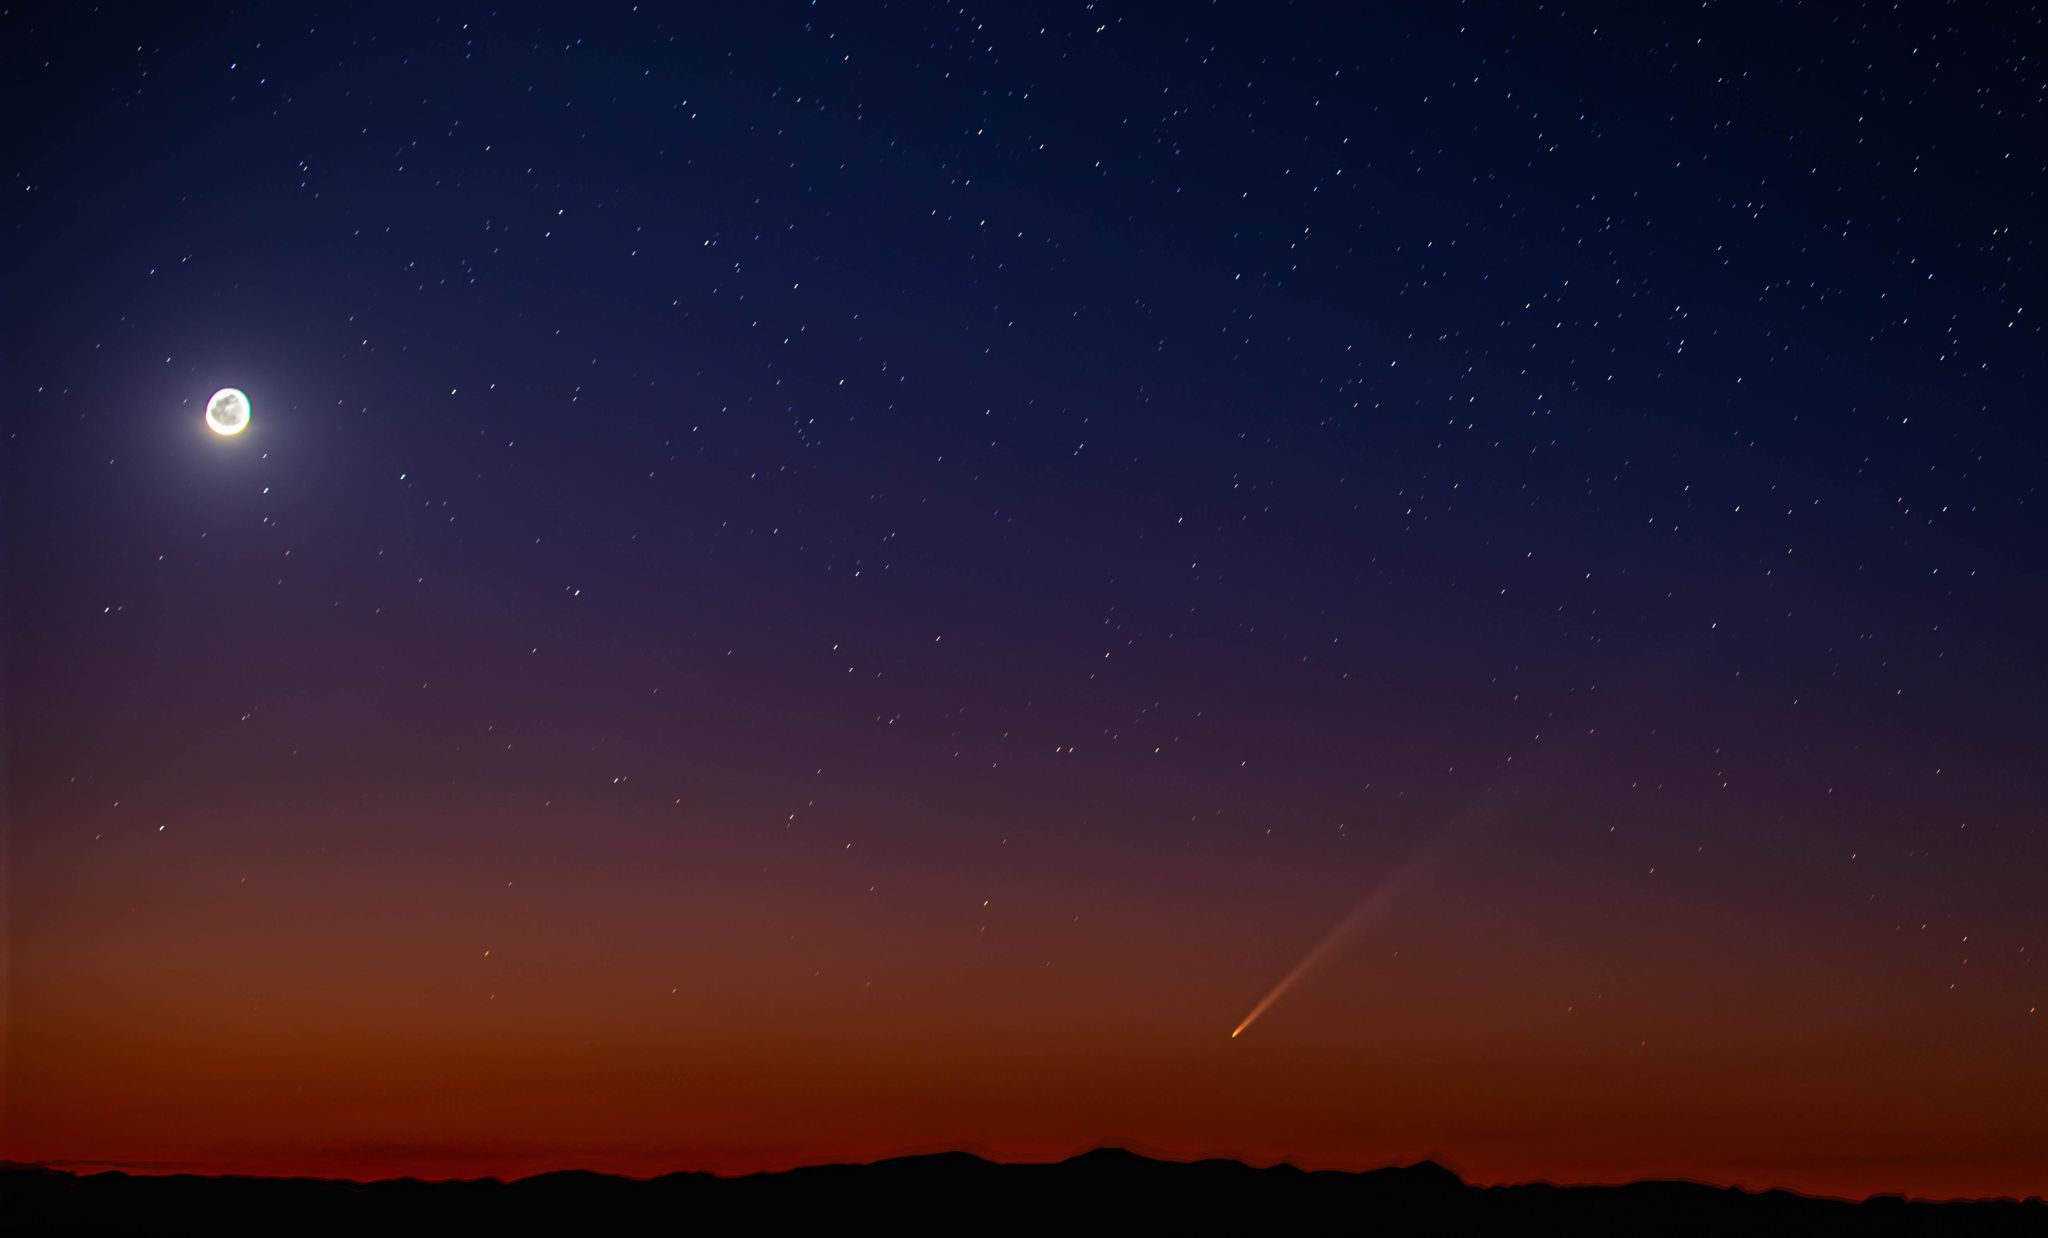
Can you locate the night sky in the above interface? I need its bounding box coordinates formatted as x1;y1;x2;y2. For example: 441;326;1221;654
6;0;2045;1200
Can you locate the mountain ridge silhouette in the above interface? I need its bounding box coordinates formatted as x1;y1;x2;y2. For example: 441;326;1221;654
4;1148;2041;1235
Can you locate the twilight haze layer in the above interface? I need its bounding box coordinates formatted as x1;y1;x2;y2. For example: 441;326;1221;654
4;0;2044;1202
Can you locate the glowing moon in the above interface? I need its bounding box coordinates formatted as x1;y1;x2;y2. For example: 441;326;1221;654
205;387;251;436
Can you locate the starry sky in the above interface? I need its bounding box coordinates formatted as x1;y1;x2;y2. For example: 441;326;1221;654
5;0;2045;1201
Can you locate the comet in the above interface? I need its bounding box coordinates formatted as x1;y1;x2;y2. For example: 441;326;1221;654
1227;701;1624;1040
1229;889;1397;1038
1228;846;1440;1039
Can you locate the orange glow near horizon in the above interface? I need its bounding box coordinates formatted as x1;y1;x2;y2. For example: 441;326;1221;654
8;792;2046;1202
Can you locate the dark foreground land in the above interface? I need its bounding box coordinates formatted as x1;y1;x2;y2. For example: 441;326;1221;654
4;1147;2042;1235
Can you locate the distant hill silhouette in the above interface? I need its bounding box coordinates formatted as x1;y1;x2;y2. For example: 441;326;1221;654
4;1147;2042;1235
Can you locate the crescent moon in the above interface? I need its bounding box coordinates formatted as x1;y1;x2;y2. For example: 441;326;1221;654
205;387;251;436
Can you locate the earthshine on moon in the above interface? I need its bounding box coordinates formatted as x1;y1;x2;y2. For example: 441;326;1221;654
205;387;250;436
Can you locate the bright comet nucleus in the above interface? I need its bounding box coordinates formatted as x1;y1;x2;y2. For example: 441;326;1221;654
205;387;251;436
